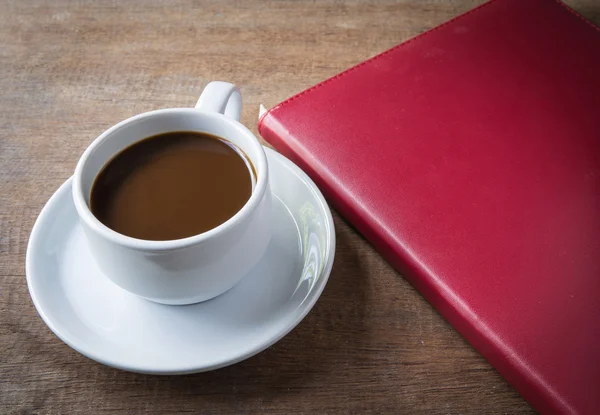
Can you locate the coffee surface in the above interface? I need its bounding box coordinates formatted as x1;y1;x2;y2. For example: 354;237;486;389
91;131;253;241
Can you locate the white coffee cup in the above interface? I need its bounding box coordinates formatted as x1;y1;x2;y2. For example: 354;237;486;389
72;81;272;305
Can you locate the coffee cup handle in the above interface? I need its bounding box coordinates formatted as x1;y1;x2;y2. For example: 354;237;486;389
195;81;242;121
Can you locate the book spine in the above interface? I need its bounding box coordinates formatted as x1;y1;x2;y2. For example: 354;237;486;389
258;110;564;414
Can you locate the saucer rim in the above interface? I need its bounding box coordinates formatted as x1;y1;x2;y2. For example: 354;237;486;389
25;147;336;374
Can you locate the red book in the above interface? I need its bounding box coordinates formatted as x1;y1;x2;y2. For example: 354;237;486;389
258;0;600;413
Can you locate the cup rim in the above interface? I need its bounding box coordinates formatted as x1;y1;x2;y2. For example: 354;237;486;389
72;108;269;252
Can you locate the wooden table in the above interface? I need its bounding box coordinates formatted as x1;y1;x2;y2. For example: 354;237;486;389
2;1;598;413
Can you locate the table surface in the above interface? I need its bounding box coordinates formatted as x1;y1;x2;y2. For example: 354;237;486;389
2;0;598;413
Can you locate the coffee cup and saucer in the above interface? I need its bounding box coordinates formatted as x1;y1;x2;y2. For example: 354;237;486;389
26;81;336;374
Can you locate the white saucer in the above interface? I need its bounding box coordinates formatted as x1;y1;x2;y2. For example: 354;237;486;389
26;147;335;374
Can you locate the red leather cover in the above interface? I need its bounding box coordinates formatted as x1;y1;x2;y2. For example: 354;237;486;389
258;0;600;413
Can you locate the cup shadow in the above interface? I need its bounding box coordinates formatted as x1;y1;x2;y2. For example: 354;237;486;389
113;212;371;399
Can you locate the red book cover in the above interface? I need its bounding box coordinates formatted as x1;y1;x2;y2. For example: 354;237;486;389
258;0;600;413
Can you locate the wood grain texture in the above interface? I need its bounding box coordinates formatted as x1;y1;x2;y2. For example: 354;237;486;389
1;0;598;413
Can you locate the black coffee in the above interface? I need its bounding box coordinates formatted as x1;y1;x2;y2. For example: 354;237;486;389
90;131;253;241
